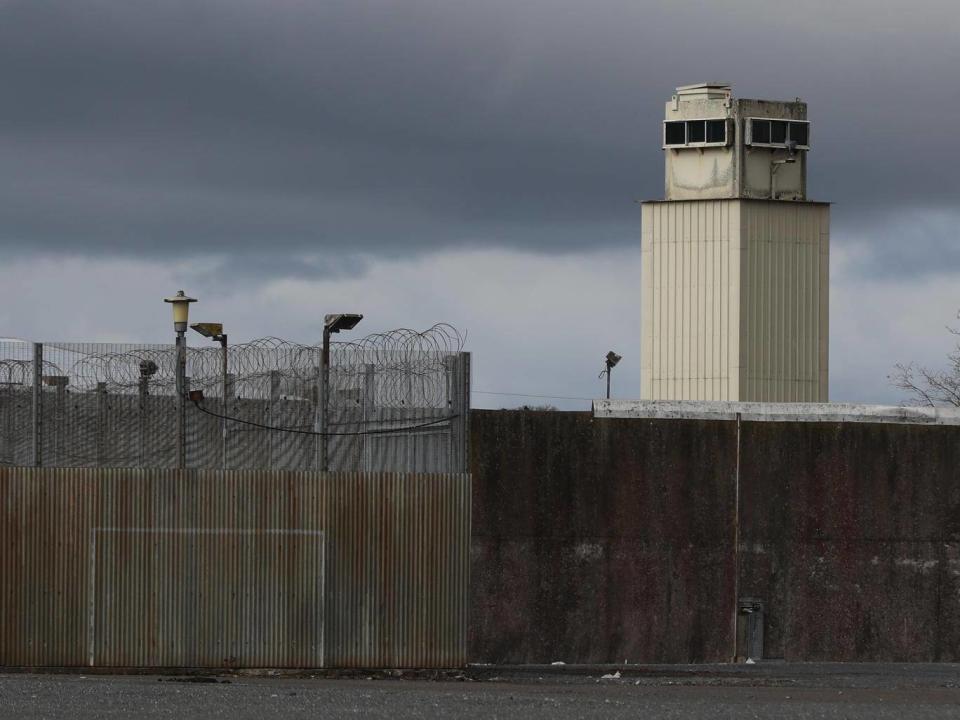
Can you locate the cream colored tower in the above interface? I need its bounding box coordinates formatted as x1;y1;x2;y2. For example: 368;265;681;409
640;84;829;402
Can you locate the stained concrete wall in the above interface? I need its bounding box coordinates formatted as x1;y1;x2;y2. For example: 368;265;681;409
470;410;737;664
469;410;960;663
738;421;960;661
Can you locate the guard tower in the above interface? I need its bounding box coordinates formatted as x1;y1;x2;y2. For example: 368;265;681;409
640;83;829;402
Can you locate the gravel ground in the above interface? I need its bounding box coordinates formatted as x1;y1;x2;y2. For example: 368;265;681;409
2;664;960;719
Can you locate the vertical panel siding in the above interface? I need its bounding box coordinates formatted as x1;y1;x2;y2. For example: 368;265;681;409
641;200;739;400
740;201;829;402
642;199;828;402
0;467;470;669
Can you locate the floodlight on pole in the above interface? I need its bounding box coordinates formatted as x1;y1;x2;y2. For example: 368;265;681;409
324;313;364;334
320;313;364;471
191;322;229;469
599;350;622;400
190;322;224;340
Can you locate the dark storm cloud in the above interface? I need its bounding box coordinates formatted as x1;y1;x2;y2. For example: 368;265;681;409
1;0;958;274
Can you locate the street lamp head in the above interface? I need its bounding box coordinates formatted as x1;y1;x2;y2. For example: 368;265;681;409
191;322;224;340
163;290;197;333
324;313;363;334
606;351;622;369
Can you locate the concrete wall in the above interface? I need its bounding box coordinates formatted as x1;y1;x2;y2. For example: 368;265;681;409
470;410;737;663
470;409;960;663
738;421;960;661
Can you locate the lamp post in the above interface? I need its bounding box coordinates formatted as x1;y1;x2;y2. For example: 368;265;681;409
600;350;622;400
320;313;363;471
191;322;228;469
164;290;197;469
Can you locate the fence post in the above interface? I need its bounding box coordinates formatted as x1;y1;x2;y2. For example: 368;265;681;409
269;371;281;469
55;382;66;467
363;363;375;472
32;343;42;467
223;372;234;470
182;375;190;468
313;363;323;471
444;355;456;472
404;360;413;473
450;352;470;474
96;382;107;466
2;384;11;465
175;334;186;470
139;376;149;467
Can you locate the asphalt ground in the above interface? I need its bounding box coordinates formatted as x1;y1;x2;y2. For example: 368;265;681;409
2;664;960;719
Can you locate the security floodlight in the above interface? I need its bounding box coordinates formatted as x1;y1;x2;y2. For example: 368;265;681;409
600;350;623;400
191;322;224;340
163;290;197;333
324;313;364;334
320;312;363;471
139;360;158;378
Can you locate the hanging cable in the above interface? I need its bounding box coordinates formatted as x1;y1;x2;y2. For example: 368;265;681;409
190;398;457;437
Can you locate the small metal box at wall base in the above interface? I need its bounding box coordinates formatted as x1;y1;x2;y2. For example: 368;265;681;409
737;597;765;662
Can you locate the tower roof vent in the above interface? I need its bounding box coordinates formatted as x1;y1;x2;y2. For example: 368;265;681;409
675;83;732;101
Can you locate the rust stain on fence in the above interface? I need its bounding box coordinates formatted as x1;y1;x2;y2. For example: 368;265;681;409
0;467;470;669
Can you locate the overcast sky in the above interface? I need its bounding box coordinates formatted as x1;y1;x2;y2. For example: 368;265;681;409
1;0;958;407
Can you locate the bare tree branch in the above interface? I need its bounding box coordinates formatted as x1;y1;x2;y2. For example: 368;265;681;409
890;316;960;407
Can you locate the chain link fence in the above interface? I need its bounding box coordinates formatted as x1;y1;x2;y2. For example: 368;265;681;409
0;325;469;473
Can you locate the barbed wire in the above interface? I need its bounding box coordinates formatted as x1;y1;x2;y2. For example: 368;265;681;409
12;324;465;409
0;325;468;470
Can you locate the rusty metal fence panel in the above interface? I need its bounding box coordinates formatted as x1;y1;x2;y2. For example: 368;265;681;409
0;467;470;669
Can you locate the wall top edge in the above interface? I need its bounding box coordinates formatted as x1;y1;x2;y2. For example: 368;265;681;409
593;399;960;426
0;468;473;480
638;199;832;206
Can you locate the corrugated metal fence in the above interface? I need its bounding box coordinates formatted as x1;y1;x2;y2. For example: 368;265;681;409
0;467;470;669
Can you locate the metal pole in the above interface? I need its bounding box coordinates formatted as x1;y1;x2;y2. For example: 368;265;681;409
269;370;281;470
32;343;42;467
55;384;67;467
606;367;611;400
460;352;471;474
176;330;186;469
96;382;107;467
320;327;330;472
221;334;228;470
138;376;149;467
363;363;375;472
732;411;742;661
